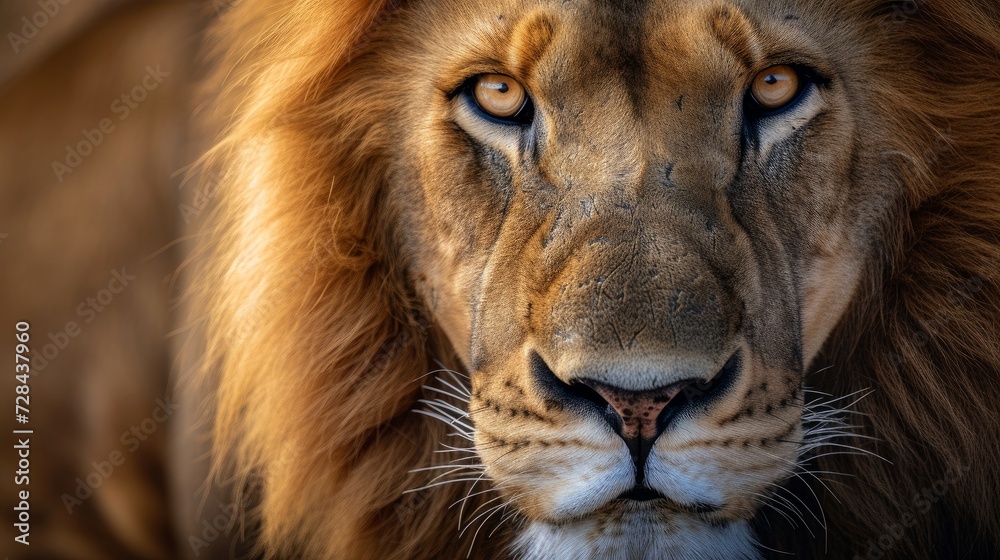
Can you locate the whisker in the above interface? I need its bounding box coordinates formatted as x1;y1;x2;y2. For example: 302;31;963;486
468;500;510;556
413;410;475;439
402;477;487;494
439;376;472;398
751;491;799;528
489;508;521;538
803;442;890;463
424;386;472;404
457;469;496;528
410;464;484;473
461;494;505;529
450;485;500;510
773;480;825;532
420;399;475;429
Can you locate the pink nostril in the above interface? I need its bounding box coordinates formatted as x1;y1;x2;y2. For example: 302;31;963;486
584;381;690;441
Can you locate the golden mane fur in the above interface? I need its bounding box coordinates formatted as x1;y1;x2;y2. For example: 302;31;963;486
194;1;1000;558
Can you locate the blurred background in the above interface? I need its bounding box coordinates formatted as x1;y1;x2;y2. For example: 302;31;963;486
0;1;234;558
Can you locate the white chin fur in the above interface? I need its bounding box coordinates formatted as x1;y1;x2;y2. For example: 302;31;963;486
513;511;760;560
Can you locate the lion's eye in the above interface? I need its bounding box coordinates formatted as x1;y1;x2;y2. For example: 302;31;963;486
749;65;801;111
470;74;532;124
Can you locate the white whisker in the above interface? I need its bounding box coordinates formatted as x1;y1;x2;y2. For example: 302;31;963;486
424;385;471;403
402;477;487;494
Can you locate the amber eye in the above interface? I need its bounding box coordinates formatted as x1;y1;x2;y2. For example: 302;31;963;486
750;65;801;111
472;74;530;121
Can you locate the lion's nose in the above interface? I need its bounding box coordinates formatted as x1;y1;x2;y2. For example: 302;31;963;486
530;352;740;480
573;378;696;477
580;380;689;442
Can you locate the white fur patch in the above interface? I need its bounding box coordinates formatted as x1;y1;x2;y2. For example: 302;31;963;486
514;511;760;560
755;84;823;159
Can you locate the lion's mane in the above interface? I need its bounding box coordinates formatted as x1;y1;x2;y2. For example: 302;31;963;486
194;1;1000;558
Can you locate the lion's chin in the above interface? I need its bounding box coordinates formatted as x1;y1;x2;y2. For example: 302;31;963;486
513;507;760;560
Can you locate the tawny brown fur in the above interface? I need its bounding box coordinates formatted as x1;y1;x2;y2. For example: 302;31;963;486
2;0;998;559
193;1;1000;558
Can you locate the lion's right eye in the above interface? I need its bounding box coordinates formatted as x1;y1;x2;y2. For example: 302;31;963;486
468;74;534;125
750;65;800;110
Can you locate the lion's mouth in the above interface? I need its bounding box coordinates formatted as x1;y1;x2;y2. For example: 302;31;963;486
616;486;723;515
617;485;666;502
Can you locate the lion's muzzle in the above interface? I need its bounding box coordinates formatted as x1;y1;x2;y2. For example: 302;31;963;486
529;349;741;487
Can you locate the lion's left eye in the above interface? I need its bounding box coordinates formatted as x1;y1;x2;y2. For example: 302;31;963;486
467;74;534;125
748;65;802;112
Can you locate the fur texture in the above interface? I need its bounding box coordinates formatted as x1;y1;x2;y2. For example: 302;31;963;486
193;1;1000;559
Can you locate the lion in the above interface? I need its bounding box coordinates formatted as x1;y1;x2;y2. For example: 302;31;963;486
2;0;999;558
187;0;1000;558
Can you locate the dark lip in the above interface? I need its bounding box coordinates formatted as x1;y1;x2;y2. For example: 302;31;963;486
616;487;722;514
617;486;667;502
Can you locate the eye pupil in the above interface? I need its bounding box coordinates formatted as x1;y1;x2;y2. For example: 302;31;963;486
764;75;777;85
498;83;509;93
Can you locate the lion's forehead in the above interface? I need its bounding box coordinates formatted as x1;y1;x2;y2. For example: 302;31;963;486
411;0;762;134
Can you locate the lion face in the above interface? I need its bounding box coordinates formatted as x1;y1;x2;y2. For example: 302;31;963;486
382;0;877;556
